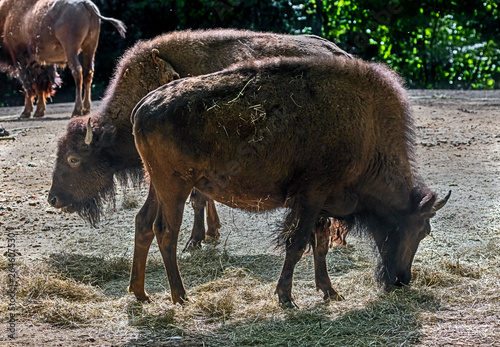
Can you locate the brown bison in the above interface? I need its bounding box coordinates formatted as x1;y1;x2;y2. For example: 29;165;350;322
0;0;126;118
131;56;450;307
47;29;351;302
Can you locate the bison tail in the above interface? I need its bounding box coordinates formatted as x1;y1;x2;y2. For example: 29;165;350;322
50;73;63;96
84;1;126;38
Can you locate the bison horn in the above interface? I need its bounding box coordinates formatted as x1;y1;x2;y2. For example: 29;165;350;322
432;190;451;212
84;118;93;145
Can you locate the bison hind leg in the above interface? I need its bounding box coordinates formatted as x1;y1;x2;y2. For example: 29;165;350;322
276;195;327;307
312;218;344;301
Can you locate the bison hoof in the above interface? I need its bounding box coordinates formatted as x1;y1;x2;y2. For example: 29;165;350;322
183;238;203;251
128;287;152;302
204;230;220;244
71;109;84;117
323;291;344;302
319;286;344;301
172;294;189;305
279;297;299;309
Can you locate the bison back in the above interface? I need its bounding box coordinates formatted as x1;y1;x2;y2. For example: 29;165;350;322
132;56;412;210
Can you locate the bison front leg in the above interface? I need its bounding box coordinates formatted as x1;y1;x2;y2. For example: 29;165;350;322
311;218;343;301
184;189;222;250
33;89;47;118
184;188;208;250
154;186;192;305
20;93;34;118
128;187;157;302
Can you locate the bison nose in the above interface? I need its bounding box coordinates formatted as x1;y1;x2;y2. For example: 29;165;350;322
48;192;59;207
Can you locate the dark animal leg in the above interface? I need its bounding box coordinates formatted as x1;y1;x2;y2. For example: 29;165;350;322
128;187;156;302
206;199;221;242
184;189;206;250
154;185;192;304
33;89;46;118
311;219;343;301
66;52;84;117
184;190;221;250
20;93;33;118
81;34;98;115
276;198;323;307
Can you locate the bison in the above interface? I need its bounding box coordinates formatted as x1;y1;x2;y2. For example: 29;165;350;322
0;0;126;118
131;56;450;307
47;29;351;302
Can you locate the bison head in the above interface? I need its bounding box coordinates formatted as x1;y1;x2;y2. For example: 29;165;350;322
373;188;451;290
48;116;118;226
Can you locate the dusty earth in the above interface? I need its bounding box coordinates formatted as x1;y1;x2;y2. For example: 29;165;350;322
0;89;499;346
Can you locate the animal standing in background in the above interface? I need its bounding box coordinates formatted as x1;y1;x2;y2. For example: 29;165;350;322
47;29;351;302
0;0;126;118
132;56;450;307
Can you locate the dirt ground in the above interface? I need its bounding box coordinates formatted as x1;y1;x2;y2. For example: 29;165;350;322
0;89;499;346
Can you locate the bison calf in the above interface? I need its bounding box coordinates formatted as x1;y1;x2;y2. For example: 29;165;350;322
131;56;450;306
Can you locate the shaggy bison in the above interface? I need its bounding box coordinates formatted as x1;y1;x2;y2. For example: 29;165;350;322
47;29;350;302
0;0;126;118
131;56;450;306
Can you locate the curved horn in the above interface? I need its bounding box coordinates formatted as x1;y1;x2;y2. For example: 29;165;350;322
84;118;93;145
432;190;451;212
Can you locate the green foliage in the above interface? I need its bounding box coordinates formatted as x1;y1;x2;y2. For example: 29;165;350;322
1;0;498;106
70;0;500;90
303;0;500;89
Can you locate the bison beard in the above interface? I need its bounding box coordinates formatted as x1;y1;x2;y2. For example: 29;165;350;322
75;197;107;227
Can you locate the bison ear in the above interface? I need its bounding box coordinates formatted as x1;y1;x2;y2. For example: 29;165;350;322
151;48;180;84
418;192;437;214
98;124;117;148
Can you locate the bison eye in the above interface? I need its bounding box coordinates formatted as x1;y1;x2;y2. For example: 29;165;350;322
67;155;81;168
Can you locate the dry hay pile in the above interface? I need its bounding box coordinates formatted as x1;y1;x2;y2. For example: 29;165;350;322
1;229;499;346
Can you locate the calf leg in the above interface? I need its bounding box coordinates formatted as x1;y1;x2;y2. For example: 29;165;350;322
128;187;156;302
184;188;207;250
276;196;324;307
20;93;34;118
311;218;343;301
154;185;192;304
185;190;221;250
33;89;46;118
206;199;221;242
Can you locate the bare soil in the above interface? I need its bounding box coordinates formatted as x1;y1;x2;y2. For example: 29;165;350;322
0;89;499;346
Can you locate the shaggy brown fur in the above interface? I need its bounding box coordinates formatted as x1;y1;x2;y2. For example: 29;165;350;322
132;56;450;306
0;0;125;118
48;29;351;303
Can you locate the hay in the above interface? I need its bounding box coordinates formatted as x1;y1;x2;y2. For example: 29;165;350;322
13;262;103;302
47;252;131;285
1;232;498;345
